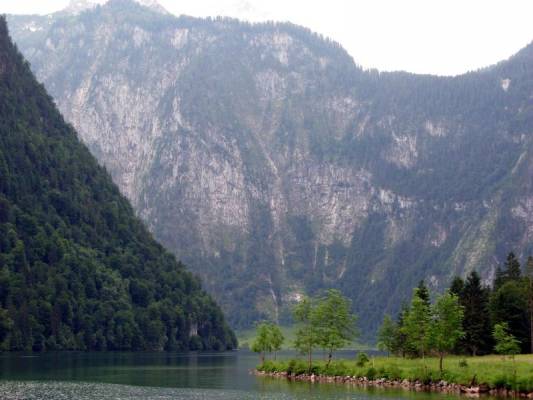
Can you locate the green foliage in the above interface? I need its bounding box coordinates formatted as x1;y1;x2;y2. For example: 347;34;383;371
293;290;357;369
455;271;493;355
293;297;319;370
0;18;236;352
493;323;521;356
286;359;309;376
429;293;465;352
313;289;357;364
262;354;533;391
250;322;284;362
251;322;271;362
356;352;369;367
495;252;522;289
269;323;284;358
401;289;431;358
416;280;431;307
429;292;464;372
377;314;397;355
490;280;528;353
365;367;377;380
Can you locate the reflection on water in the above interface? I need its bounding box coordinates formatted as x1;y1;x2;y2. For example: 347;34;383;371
0;351;466;400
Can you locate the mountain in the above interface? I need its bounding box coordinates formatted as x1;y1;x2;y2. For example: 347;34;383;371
7;0;533;339
0;16;236;351
63;0;168;15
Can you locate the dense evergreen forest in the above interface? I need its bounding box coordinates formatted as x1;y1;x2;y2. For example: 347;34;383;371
0;17;236;352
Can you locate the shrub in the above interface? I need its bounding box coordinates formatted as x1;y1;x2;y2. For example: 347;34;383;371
286;359;308;376
260;360;277;373
493;375;508;389
310;364;322;375
356;352;370;367
382;365;402;380
517;378;533;393
366;367;377;380
410;367;433;384
325;361;349;377
458;359;468;368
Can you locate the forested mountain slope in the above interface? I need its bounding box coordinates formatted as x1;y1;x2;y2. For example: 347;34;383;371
0;16;236;351
8;0;533;338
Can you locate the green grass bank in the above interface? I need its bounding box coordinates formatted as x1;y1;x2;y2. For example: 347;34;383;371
256;355;533;396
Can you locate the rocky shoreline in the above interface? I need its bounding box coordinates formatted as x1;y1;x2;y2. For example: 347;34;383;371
254;370;533;398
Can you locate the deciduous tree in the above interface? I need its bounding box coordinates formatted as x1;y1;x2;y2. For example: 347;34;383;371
314;289;357;366
429;292;464;374
377;314;397;356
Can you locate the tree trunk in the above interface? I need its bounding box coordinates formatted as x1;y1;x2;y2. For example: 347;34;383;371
260;352;264;364
326;350;332;367
439;352;444;375
308;349;312;373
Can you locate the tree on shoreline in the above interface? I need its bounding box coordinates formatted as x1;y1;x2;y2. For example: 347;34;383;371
401;288;431;362
293;290;357;370
251;322;285;363
314;289;357;366
251;322;271;363
270;324;284;360
429;292;464;374
293;297;319;371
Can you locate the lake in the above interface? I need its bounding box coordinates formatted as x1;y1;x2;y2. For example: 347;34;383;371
0;350;462;399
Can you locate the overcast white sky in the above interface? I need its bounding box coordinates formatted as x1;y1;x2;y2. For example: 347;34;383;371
2;0;533;76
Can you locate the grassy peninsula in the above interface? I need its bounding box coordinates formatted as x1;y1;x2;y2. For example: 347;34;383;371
251;254;533;396
256;355;533;394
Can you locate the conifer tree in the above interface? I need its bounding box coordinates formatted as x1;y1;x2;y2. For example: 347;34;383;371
494;266;506;290
416;280;431;307
505;252;522;280
449;276;464;297
460;271;492;355
490;280;528;353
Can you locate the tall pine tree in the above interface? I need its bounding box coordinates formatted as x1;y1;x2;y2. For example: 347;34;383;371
416;280;431;307
458;271;492;355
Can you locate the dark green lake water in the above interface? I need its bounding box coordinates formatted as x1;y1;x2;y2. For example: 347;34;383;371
0;351;460;399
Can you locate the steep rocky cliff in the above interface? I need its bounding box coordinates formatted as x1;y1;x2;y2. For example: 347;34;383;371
8;0;533;337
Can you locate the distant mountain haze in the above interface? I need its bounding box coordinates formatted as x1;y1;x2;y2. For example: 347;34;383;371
7;0;533;339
